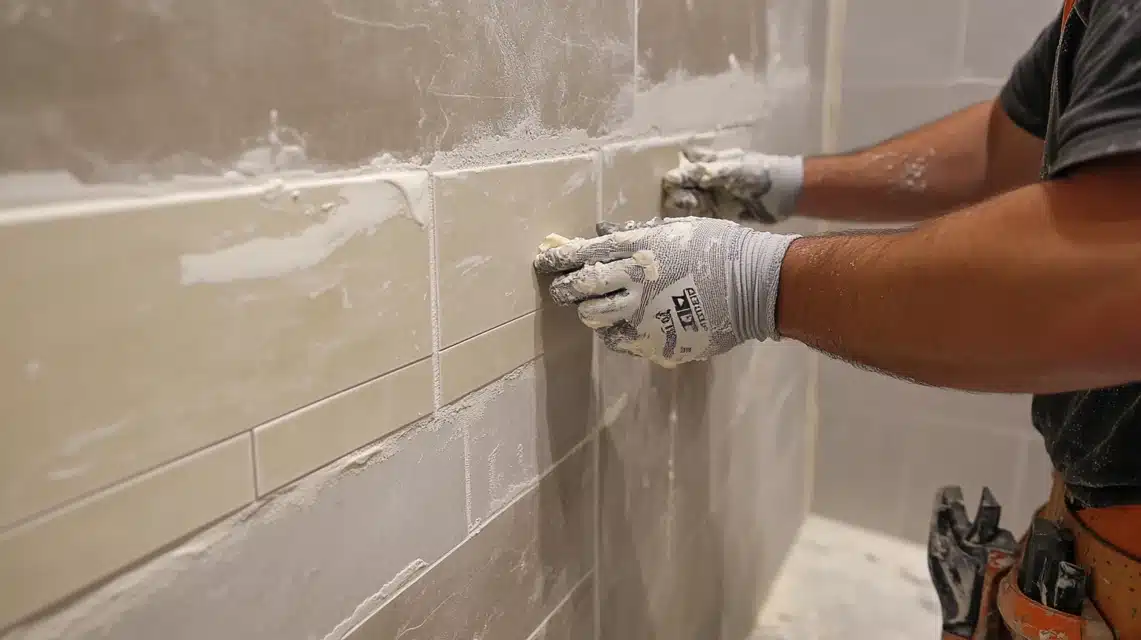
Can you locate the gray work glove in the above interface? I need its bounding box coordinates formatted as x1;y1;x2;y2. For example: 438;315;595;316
661;147;804;224
534;217;799;367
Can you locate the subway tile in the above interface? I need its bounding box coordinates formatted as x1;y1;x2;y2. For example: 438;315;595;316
638;0;767;83
964;0;1059;81
896;421;1024;544
600;134;711;223
0;434;254;629
672;358;720;547
597;508;729;640
346;444;593;640
527;575;594;640
0;0;634;187
596;345;676;587
253;358;434;494
42;417;468;640
439;313;542;407
439;304;588;407
841;0;967;86
598;546;673;640
435;154;599;348
461;311;594;522
0;173;432;527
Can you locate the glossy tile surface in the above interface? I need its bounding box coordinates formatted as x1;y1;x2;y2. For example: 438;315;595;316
0;435;254;629
0;174;431;527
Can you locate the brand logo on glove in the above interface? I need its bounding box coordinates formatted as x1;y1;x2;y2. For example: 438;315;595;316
673;288;708;333
655;308;678;355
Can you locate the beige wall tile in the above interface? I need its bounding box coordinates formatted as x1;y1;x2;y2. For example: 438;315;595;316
0;173;431;527
0;434;254;629
600;134;711;223
253;358;434;494
440;313;542;407
435;155;598;348
438;304;587;407
457;307;594;521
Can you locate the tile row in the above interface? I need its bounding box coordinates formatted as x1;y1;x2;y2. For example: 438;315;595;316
0;129;763;629
3;130;774;531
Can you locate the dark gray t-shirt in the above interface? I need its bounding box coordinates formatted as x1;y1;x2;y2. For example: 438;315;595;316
1000;0;1141;508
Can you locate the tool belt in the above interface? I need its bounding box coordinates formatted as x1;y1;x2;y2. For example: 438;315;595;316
929;478;1141;640
997;473;1141;639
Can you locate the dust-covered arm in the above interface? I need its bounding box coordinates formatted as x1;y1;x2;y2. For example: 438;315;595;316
794;99;1045;223
777;159;1141;394
662;99;1045;226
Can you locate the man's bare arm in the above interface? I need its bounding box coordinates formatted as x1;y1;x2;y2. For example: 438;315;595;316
777;157;1141;394
795;99;1045;223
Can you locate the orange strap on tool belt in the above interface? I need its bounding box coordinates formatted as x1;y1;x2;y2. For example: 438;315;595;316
999;473;1141;638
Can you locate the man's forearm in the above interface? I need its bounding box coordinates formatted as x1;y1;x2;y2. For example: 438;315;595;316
776;165;1141;394
793;100;1044;224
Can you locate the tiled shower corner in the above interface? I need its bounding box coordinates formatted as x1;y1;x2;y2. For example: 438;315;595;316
1;0;1067;636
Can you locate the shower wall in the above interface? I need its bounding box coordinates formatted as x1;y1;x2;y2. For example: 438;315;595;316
0;1;825;639
811;0;1062;543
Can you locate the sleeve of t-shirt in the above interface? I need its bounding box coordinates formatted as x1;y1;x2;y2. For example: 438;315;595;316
998;13;1062;140
1054;1;1141;174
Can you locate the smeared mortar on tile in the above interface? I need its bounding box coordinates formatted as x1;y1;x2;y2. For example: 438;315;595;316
319;559;429;640
179;171;429;285
2;412;460;640
435;360;544;531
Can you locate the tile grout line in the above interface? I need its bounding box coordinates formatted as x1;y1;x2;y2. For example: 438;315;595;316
342;433;596;638
428;173;443;413
249;430;261;498
524;571;594;640
0;352;434;536
0;432;251;537
426;173;474;530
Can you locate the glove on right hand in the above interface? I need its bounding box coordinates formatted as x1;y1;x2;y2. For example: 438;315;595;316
661;147;804;224
534;216;799;367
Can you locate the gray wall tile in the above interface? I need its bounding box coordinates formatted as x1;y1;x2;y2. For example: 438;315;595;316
42;418;468;640
526;575;594;640
817;360;1033;436
896;422;1025;543
813;360;910;534
963;0;1059;80
838;82;1002;152
842;0;967;86
464;317;595;523
348;444;593;640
